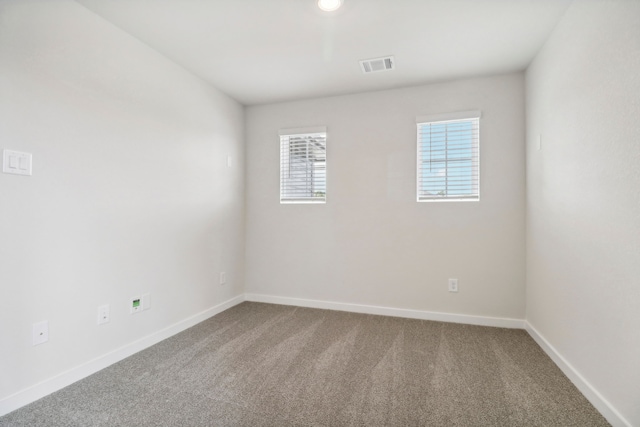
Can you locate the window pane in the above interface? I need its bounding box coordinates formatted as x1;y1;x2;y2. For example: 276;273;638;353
417;117;479;201
280;132;326;203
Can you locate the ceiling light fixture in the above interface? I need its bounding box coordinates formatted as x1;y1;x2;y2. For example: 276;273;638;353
317;0;342;12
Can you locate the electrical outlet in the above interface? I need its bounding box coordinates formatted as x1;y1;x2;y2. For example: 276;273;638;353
219;272;226;285
97;304;110;325
448;278;459;293
33;321;49;346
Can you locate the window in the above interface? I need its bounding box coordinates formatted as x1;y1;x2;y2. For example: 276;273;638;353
279;127;327;203
416;111;480;201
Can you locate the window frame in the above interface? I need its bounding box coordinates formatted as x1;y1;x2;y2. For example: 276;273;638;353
279;126;327;204
416;111;481;202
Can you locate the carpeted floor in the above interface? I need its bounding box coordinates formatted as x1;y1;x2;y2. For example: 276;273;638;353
0;302;609;426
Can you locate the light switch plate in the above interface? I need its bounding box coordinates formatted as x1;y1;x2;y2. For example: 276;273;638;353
142;293;151;310
3;150;32;176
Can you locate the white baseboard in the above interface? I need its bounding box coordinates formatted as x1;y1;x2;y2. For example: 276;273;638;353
525;322;630;427
0;294;244;417
244;293;525;329
8;294;625;427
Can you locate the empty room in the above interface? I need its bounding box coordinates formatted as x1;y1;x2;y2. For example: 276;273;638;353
0;0;638;426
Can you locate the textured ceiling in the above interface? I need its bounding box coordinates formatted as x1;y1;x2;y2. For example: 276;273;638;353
76;0;572;105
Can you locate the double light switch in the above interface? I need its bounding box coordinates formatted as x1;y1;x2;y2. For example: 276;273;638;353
3;150;32;176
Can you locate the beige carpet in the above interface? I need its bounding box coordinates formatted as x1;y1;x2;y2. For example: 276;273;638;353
0;302;609;426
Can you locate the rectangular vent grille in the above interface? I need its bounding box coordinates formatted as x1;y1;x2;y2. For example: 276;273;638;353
360;56;395;74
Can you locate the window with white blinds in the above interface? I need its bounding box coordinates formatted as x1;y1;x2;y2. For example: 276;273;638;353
416;111;480;202
279;128;326;203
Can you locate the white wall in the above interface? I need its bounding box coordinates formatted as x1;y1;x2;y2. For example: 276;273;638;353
245;73;525;321
6;0;635;423
0;0;244;406
526;1;640;425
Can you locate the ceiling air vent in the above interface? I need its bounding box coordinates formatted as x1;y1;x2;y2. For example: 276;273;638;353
359;56;395;74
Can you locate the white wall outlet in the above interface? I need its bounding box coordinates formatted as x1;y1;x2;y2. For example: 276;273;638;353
448;278;459;293
32;321;49;346
219;272;226;285
130;297;143;314
97;304;110;325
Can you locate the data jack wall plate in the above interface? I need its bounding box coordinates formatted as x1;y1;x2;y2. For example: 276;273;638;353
130;297;143;314
130;294;150;314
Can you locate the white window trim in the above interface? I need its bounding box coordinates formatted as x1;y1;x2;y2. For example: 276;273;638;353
416;110;481;124
279;126;327;204
278;126;327;137
416;111;481;203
